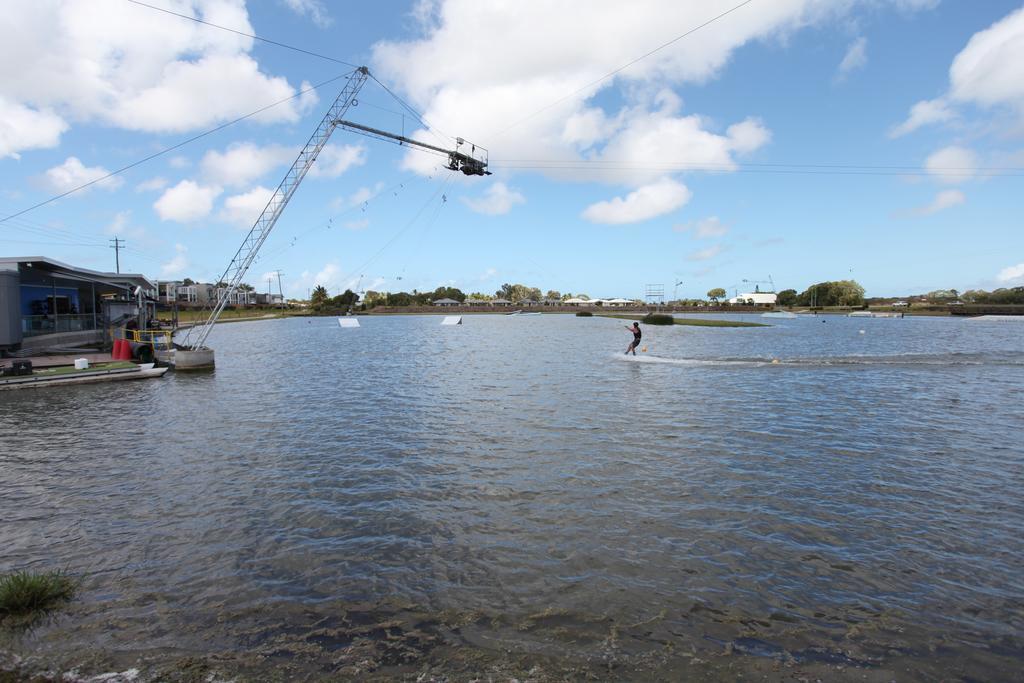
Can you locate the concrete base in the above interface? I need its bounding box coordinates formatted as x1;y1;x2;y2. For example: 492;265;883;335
174;347;215;370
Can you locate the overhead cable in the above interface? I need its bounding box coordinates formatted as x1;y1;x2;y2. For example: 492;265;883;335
0;73;354;226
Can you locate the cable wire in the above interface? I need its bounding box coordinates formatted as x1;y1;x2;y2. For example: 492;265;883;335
124;0;359;68
0;73;354;226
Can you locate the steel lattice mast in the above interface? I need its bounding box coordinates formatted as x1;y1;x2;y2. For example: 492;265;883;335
183;66;370;351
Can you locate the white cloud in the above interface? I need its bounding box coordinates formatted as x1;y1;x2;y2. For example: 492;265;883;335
169;156;191;169
372;2;921;184
889;98;955;137
307;144;367;178
314;263;341;289
913;189;965;215
462;182;525;215
925;146;978;184
582;177;691;224
949;8;1024;109
687;244;722;261
836;36;867;80
726;117;771;154
104;210;147;239
40;157;123;193
282;0;333;27
675;216;729;238
201;143;294;188
135;177;168;193
154;180;222;223
219;186;275;228
0;96;67;159
0;0;313;149
893;7;1024;135
997;262;1024;283
161;243;189;278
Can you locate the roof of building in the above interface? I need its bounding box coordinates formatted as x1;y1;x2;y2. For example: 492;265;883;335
0;256;156;291
432;298;461;305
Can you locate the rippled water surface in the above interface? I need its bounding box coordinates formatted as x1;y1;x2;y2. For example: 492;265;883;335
2;313;1023;681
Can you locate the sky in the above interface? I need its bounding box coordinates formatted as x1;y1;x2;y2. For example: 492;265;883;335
1;0;1023;300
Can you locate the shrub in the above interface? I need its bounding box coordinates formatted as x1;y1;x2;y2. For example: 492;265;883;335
575;311;592;317
641;313;674;325
0;570;77;619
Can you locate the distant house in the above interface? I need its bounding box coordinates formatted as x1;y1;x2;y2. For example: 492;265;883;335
464;298;490;306
491;298;513;307
177;283;215;305
541;298;561;306
893;301;909;308
563;297;591;306
519;298;539;307
432;298;461;306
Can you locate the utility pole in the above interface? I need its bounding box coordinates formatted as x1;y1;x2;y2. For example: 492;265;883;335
109;237;124;273
273;269;285;307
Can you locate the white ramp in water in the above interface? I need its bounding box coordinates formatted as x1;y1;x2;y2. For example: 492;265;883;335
441;316;462;325
338;317;360;328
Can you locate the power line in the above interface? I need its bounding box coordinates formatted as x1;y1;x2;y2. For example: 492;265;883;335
124;0;359;68
124;0;442;141
0;73;354;226
489;161;1023;177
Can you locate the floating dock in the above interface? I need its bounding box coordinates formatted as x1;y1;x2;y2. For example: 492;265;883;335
0;361;168;390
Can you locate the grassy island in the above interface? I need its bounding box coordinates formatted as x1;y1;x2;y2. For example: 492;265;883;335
599;314;768;328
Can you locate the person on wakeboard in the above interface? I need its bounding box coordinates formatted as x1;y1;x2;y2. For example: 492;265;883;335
625;322;641;355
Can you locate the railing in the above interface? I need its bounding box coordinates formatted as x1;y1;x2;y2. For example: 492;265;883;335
123;328;173;350
21;315;96;337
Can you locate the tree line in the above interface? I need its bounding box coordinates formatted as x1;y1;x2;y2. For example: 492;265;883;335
308;283;594;311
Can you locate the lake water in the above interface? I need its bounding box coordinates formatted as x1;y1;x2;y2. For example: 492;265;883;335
2;313;1022;681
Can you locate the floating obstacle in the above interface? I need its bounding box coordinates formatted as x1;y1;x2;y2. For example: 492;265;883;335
441;316;462;325
338;318;360;328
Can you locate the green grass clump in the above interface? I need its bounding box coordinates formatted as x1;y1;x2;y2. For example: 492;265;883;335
599;313;768;328
0;570;77;619
575;311;593;317
641;313;675;325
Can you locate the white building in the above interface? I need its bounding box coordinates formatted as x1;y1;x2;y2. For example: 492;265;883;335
727;291;778;305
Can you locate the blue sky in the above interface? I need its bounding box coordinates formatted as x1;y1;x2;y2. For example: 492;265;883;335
1;0;1022;299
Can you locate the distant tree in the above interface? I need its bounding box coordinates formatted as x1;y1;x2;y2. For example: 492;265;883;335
560;292;573;301
387;291;414;307
496;283;539;302
238;283;255;292
776;289;798;306
546;290;561;300
182;277;195;286
960;289;988;303
926;289;957;302
329;289;359;310
363;290;386;307
796;280;865;307
431;286;465;302
467;292;493;301
310;285;329;309
986;287;1024;304
707;288;726;302
576;293;590;301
